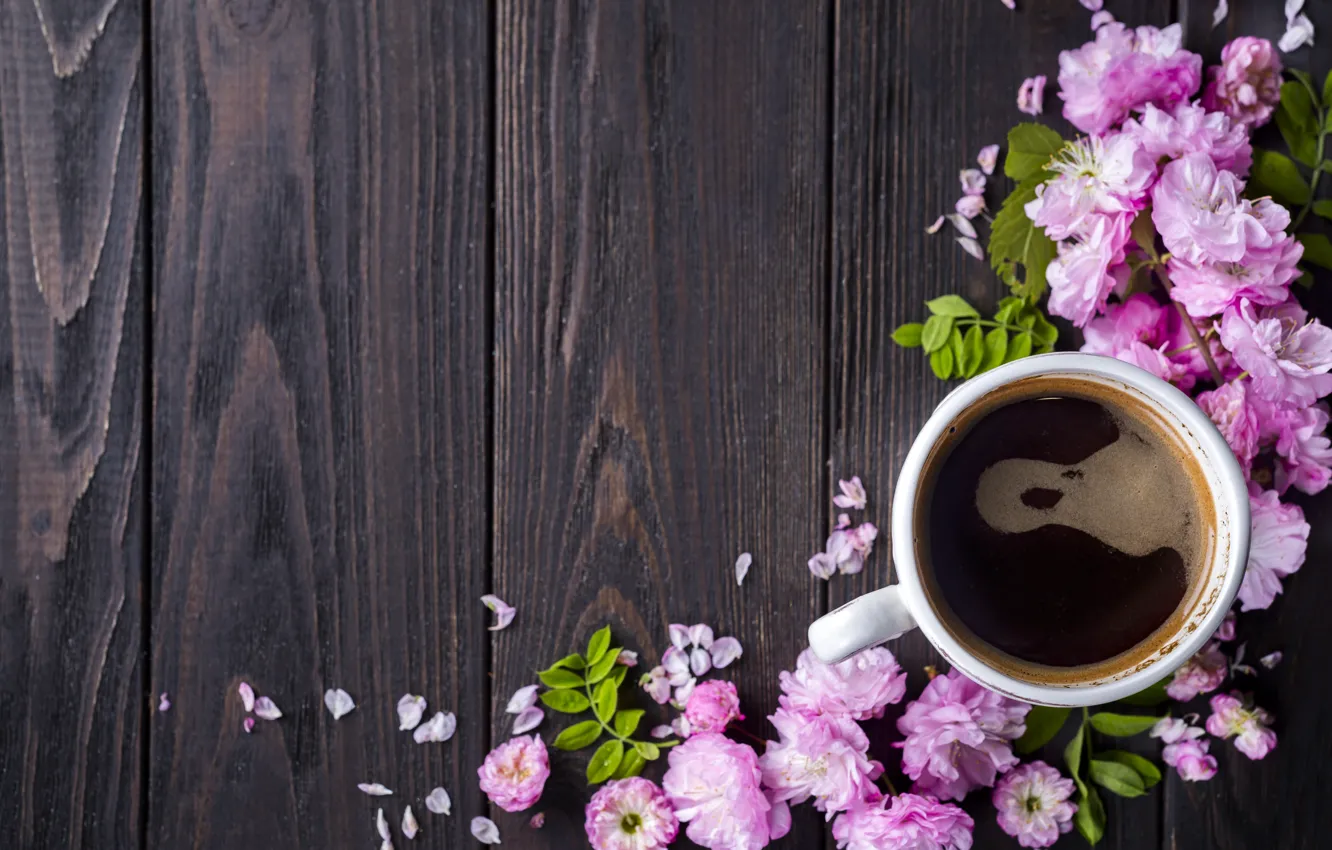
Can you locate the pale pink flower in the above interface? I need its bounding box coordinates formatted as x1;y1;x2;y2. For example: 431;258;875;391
324;688;355;720
238;682;256;713
397;694;427;730
1220;299;1332;406
710;636;743;668
779;646;907;721
513;706;544;735
641;666;672;704
1057;22;1202;135
1166;640;1228;701
481;594;516;630
1122;101;1251;176
896;669;1030;801
1018;75;1046;116
991;761;1077;848
414;711;456;744
1046;213;1133;327
617;649;639;666
734;552;752;587
832;793;974;850
977;144;1000;176
1271;403;1332;495
959;169;987;197
478;735;549;812
761;708;883;818
955;196;986;221
425;787;451;815
584;777;679;850
402;806;419;840
1025;134;1154;242
1196;380;1262;472
1239;485;1309;611
1152;154;1259;266
1151;718;1217;781
684;680;744;734
1090;10;1115;29
471;817;501;845
663;732;773;850
1167;235;1302;319
835;476;869;510
243;716;255;734
1213;609;1238;642
158;692;171;712
358;782;394;796
506;684;540;713
1202;37;1283;128
253;696;282;721
1207;692;1278;759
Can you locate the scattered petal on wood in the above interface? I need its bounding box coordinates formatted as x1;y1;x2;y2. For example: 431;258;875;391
243;717;255;734
1078;0;1102;9
253;696;282;721
529;812;545;829
735;552;752;587
358;783;394;797
380;842;393;850
238;682;255;713
616;650;638;667
977;144;999;176
481;594;516;631
471;817;501;845
955;194;986;219
1260;651;1283;669
402;806;419;840
650;725;673;739
709;636;744;669
513;706;544;735
1280;14;1314;52
689;647;713;677
668;624;690;650
957;236;985;260
377;808;392;842
398;694;427;730
158;693;171;712
688;624;714;649
945;213;977;240
505;685;539;714
413;711;457;744
1000;0;1015;9
925;215;946;234
324;688;356;720
425;787;452;815
1212;0;1227;26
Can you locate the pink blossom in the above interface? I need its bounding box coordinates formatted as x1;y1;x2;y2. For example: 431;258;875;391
1271;403;1332;495
1025;134;1153;242
663;732;773;850
1081;293;1164;356
1167;235;1302;319
478;735;549;812
832;793;974;850
1090;10;1115;29
1045;213;1133;327
1151;718;1217;781
1018;75;1046;116
481;594;516;630
1202;37;1283;128
1196;380;1262;472
778;646;907;721
584;778;679;850
959;169;987;197
1213;609;1237;642
1057;23;1202;135
640;666;673;704
1152;154;1262;266
1114;340;1198;391
1165;640;1228;701
896;669;1030;801
955;195;986;221
991;761;1077;848
977;144;999;176
811;522;879;579
1220;298;1332;407
1239;484;1309;611
684;680;744;734
760;709;883;818
835;476;869;510
1122;102;1251;175
1206;692;1278;759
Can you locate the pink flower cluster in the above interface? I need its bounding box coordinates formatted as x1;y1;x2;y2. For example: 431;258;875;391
641;623;743;709
809;476;880;579
1206;692;1278;759
1151;717;1218;782
991;761;1077;849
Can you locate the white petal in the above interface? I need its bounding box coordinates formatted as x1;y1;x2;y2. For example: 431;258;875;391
402;806;419;840
158;693;171;712
709;636;744;668
471;816;501;845
253;696;282;721
238;682;256;713
381;842;393;850
688;624;714;649
505;684;539;714
668;623;690;650
672;678;696;707
413;711;457;744
324;688;356;720
672;716;693;737
1286;0;1304;22
735;552;752;586
925;215;946;234
512;706;544;735
358;783;394;796
397;694;427;730
615;650;638;667
481;594;516;631
650;725;673;739
1280;15;1314;52
377;808;392;842
1260;651;1283;669
945;213;977;239
425;787;452;815
1212;0;1227;27
957;236;985;260
689;646;712;677
662;646;691;678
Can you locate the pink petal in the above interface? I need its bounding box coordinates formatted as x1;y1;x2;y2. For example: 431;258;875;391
481;594;516;631
672;715;693;737
808;552;836;580
505;684;539;714
957;236;985;260
253;696;282;721
668;623;691;650
650;724;673;739
397;694;427;730
955;194;986;219
672;678;696;707
402;806;419;840
324;688;355;720
1091;10;1115;28
471;817;501;845
836;512;852;529
688;624;714;649
926;215;946;234
1260;651;1283;669
662;646;691;678
529;812;546;829
689;646;713;677
238;682;255;713
158;692;171;712
977;144;1000;176
512;706;544;735
709;636;743;668
768;799;793;840
1212;0;1227;27
425;787;451;815
615;650;639;667
959;168;987;196
735;552;753;587
945;213;978;239
1078;0;1102;9
1000;0;1015;8
1017;75;1046;116
377;808;392;842
413;711;457;744
358;783;394;796
243;717;255;734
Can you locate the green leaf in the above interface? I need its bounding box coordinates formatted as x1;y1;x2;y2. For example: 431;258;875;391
1005;123;1065;180
893;322;924;348
585;646;621;684
613;709;644;737
1089;759;1146;797
1016;706;1071;755
1323;69;1332;107
1314;200;1332;221
633;740;662;761
587;739;624;784
541;689;592;714
948;327;965;363
1290;68;1315;92
921;315;954;353
930;346;955;380
1298;232;1332;270
586;626;612;666
1029;311;1059;352
1280;79;1317;128
1088;712;1159;737
609;663;630;688
593;679;618;721
539;668;586;689
1064;722;1086;790
1075;787;1106;846
989;174;1058;302
1118;679;1169;706
925;294;980;318
957;325;984;378
1098;750;1162;789
1322;159;1332;174
1006;332;1033;361
553;720;602;751
543;654;587;672
1250;148;1311;206
1275;99;1319;167
994;296;1023;325
612;747;646;779
981;327;1008;372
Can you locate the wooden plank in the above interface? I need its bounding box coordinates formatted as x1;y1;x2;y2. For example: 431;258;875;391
0;0;146;846
1166;3;1332;848
147;1;490;847
493;0;829;844
829;1;1169;846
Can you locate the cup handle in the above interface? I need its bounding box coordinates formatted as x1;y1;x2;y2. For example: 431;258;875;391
807;586;918;664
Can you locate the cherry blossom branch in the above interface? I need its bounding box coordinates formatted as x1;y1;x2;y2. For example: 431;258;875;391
1152;266;1225;386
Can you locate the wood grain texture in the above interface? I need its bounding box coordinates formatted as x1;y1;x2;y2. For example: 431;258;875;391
0;0;145;845
148;0;490;847
493;0;829;844
1166;3;1332;848
829;1;1169;846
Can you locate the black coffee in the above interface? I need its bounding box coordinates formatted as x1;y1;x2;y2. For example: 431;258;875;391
924;384;1210;669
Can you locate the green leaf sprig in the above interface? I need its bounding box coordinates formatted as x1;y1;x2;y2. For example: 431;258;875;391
989;123;1064;303
539;625;678;784
893;294;1057;380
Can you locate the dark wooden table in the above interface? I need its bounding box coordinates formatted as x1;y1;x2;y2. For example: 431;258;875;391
2;1;1329;848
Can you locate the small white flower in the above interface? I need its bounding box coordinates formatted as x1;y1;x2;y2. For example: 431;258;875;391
401;806;419;840
398;694;427;731
414;711;456;744
425;787;451;815
238;682;256;713
471;816;501;845
734;552;752;586
358;783;394;796
324;688;355;720
253;696;282;721
505;685;539;714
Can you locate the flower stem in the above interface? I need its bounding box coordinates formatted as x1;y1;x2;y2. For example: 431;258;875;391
585;682;630;743
956;317;1028;333
1152;266;1225;386
879;773;900;797
1293;76;1327;231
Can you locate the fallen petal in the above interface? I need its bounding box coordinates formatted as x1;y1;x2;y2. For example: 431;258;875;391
1078;0;1102;9
1286;0;1304;21
833;475;868;510
668;623;691;651
1017;74;1046;116
529;812;545;829
1279;14;1314;52
807;552;836;580
358;783;394;796
957;236;985;260
413;711;457;744
402;806;419;840
836;513;852;530
925;215;946;234
1000;0;1015;8
471;816;501;845
377;808;392;842
505;684;539;714
977;144;999;176
481;594;516;631
398;694;427;730
238;682;256;713
158;692;171;713
689;646;713;677
955;194;986;220
959;168;987;196
615;649;638;667
425;787;452;815
1260;651;1283;669
1212;0;1227;26
324;688;356;720
945;213;978;239
243;717;255;734
672;716;693;738
672;678;696;708
381;842;393;850
1090;9;1114;27
512;706;544;735
709;636;744;669
650;724;674;739
688;624;714;649
662;646;692;679
735;552;752;587
253;696;282;721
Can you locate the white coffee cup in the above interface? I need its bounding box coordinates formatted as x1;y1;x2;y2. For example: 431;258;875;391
807;352;1250;707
